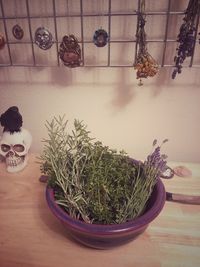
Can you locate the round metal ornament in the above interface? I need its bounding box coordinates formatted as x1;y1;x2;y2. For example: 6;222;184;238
35;27;53;50
59;35;82;68
93;29;109;47
0;34;5;49
12;24;24;40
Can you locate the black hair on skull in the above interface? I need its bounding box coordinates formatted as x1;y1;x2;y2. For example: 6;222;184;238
0;106;23;133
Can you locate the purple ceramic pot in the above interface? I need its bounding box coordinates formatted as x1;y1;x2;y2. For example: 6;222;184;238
46;178;166;249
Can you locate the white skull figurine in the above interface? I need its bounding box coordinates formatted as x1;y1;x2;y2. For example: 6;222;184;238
0;128;32;173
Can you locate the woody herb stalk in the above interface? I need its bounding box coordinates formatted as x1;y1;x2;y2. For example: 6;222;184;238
40;116;168;224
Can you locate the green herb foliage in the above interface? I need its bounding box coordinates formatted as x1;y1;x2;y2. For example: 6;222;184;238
40;116;167;224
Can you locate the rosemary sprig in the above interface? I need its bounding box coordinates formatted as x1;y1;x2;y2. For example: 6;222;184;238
40;117;168;224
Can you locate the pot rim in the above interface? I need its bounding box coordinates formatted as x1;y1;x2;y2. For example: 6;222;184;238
46;178;166;235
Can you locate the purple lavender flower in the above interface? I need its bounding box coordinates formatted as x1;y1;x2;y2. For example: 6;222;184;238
144;140;168;177
172;0;200;79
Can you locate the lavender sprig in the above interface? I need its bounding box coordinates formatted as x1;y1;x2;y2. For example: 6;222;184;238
172;0;200;79
123;139;169;220
144;139;168;181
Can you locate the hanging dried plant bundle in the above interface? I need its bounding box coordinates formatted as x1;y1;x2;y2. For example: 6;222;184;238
134;2;159;85
172;0;200;79
134;52;159;79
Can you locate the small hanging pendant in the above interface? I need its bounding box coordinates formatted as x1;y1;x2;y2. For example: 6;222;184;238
93;29;109;47
12;24;24;40
138;78;143;86
59;35;82;68
35;27;53;50
0;34;5;49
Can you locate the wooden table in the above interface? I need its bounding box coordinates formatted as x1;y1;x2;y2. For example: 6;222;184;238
0;154;200;267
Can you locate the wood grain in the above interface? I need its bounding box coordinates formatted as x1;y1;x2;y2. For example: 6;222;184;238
0;155;200;267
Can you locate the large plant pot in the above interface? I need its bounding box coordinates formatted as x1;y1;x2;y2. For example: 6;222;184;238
46;178;166;249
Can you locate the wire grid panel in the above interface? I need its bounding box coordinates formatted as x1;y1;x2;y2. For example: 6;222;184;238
0;0;199;68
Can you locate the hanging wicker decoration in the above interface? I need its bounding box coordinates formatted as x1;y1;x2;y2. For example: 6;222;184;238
93;29;109;47
134;1;159;86
59;35;82;68
12;24;24;40
0;34;5;49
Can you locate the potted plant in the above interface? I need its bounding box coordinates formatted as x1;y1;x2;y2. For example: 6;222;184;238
40;116;167;249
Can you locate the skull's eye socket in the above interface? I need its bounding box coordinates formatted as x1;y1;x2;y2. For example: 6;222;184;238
1;144;10;152
13;144;25;153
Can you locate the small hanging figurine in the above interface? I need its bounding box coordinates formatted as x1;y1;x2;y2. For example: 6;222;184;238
59;35;82;67
93;29;109;47
12;24;24;40
0;106;32;173
134;1;159;86
0;33;5;49
35;27;53;50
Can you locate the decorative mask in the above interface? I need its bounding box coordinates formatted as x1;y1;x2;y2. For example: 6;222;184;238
0;129;32;173
93;29;109;47
12;24;24;40
59;35;82;67
35;27;53;50
0;34;5;49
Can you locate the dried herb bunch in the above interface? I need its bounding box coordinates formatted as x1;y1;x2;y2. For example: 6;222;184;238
40;116;168;224
134;0;159;86
172;0;200;79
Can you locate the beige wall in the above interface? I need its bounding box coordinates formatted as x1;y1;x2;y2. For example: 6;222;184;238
0;0;200;163
0;66;200;163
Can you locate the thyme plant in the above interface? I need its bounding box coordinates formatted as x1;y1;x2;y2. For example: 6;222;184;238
40;116;168;224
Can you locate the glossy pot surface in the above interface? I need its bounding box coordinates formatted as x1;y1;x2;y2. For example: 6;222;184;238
46;178;166;249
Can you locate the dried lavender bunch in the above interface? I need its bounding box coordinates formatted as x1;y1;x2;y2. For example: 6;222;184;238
172;0;200;79
40;116;168;224
144;139;168;182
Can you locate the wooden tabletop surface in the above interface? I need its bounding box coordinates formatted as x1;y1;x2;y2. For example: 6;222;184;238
0;154;200;267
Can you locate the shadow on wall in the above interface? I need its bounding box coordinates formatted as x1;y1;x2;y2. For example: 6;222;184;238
153;68;172;96
170;0;187;11
111;15;136;110
111;67;136;110
0;66;73;87
50;67;73;87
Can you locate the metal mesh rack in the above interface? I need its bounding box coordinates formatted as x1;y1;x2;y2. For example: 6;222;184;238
0;0;199;68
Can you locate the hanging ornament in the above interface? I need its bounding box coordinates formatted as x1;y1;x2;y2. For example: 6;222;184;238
93;0;108;47
12;24;24;40
172;0;200;79
0;34;5;49
12;1;24;41
34;27;53;50
93;29;109;47
134;1;159;86
59;35;82;68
